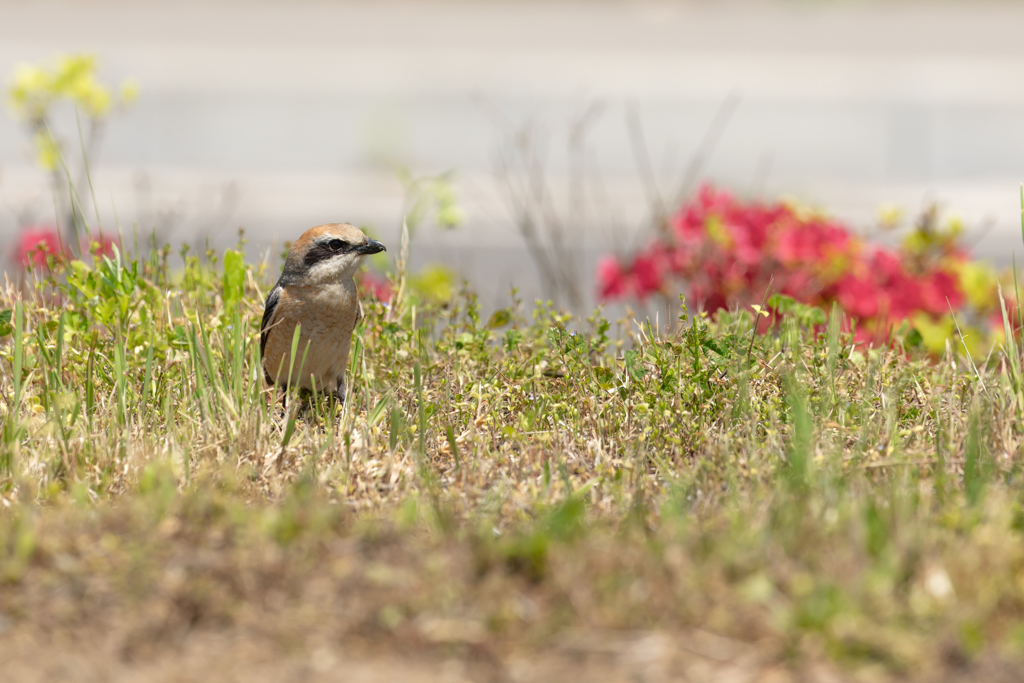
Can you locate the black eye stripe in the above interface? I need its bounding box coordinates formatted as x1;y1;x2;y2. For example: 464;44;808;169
303;243;336;267
302;238;355;267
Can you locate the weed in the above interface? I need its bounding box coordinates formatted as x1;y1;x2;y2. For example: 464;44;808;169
0;233;1023;679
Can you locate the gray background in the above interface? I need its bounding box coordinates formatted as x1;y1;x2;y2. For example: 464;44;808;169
3;1;1024;310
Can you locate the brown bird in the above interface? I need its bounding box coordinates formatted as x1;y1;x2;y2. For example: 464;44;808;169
260;223;386;402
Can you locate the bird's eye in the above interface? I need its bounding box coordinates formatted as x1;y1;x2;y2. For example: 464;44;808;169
328;239;345;251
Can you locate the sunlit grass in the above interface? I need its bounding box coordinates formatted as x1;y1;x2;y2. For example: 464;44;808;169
2;240;1024;679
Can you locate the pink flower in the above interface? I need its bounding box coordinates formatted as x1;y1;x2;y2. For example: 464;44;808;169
597;256;629;300
359;270;393;301
919;270;962;316
778;271;815;300
16;225;67;268
631;252;663;297
597;182;987;356
671;184;736;241
836;274;882;320
774;218;852;268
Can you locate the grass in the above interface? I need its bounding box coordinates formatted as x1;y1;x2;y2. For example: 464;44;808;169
2;238;1024;681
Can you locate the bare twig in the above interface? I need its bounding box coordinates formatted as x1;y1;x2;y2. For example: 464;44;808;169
492;113;591;310
670;92;741;208
626;104;668;235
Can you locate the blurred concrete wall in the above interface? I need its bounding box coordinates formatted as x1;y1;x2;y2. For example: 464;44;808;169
2;1;1024;309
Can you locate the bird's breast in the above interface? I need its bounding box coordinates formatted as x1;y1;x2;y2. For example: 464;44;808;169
263;280;361;391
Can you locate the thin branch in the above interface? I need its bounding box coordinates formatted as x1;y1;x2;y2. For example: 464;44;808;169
626;103;667;231
671;92;741;207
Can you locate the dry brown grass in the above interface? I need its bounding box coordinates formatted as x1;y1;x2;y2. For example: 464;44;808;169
2;250;1024;680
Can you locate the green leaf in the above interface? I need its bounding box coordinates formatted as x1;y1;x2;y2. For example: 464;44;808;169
964;406;989;506
592;365;615;388
487;309;511;329
222;249;245;309
701;337;729;357
547;326;563;350
767;293;796;313
0;309;10;337
805;307;828;327
546;495;586;540
565;331;587;354
624;349;646;380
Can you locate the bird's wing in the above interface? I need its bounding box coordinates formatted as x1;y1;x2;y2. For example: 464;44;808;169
260;284;282;361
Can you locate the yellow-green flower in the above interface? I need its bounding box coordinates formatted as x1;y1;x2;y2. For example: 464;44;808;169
7;53;137;172
954;261;998;311
33;130;60;171
910;313;955;356
120;78;139;105
8;64;53;119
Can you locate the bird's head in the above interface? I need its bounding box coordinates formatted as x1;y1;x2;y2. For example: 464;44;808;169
282;223;386;286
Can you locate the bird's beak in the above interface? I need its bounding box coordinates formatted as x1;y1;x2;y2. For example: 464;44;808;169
357;239;386;255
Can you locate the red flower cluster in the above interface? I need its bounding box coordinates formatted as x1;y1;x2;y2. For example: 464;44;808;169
16;225;66;268
598;185;973;343
14;225;118;270
358;269;393;302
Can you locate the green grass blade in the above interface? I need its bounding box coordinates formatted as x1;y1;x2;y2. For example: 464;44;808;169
11;301;23;414
280;324;309;451
998;282;1021;396
1019;182;1023;248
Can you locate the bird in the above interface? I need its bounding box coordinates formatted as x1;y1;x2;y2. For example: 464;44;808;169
260;223;386;403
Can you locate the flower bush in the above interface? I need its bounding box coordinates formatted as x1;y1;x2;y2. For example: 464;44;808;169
598;184;1004;356
16;225;67;268
14;224;119;272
